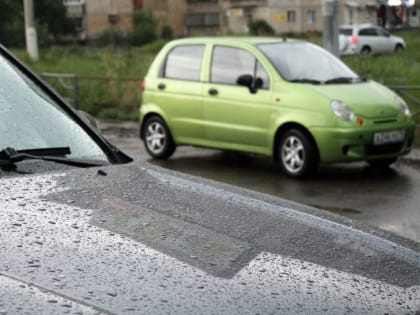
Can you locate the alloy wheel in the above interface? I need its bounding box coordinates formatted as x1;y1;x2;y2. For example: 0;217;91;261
281;135;305;175
145;121;166;155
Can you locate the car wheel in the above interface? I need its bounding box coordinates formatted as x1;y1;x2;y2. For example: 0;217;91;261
277;129;318;178
394;44;404;53
367;158;397;169
143;116;176;159
361;46;371;55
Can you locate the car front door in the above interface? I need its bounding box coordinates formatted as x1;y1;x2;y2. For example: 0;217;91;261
202;45;273;155
376;27;394;53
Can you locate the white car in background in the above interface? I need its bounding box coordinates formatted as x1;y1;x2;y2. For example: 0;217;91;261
339;24;406;55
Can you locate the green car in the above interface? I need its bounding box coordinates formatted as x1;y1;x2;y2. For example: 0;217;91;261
140;37;415;178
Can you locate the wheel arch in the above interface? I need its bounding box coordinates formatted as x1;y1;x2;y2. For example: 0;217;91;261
395;43;404;51
140;112;167;140
360;45;371;54
272;122;320;163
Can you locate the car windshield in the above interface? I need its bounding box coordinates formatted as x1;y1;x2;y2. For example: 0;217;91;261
0;53;107;161
258;42;359;83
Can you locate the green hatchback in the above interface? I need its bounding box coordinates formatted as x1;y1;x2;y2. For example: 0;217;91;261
140;37;415;177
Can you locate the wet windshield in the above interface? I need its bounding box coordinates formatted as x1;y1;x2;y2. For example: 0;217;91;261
0;54;107;161
258;42;359;83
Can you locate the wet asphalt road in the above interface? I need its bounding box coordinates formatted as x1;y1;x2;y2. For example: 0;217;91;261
100;120;420;243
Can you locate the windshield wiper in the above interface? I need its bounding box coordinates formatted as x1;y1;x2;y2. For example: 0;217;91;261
0;147;108;168
289;78;323;85
324;77;366;84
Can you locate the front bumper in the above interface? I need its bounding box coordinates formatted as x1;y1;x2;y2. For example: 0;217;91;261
311;122;416;163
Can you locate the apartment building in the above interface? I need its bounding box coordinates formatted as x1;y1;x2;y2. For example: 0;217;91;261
64;0;136;39
63;0;419;41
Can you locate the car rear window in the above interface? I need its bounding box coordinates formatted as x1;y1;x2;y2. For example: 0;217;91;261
339;28;352;36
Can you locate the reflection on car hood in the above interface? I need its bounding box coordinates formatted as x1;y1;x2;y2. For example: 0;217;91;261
309;81;401;119
0;162;419;314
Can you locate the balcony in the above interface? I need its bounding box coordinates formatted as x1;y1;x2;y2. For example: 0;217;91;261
229;0;267;7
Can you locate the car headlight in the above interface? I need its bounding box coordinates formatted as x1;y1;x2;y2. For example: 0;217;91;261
396;96;411;117
331;100;355;121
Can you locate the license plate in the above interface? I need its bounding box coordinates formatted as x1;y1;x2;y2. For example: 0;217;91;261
373;130;405;146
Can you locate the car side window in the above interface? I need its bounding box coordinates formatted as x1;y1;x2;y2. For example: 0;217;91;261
211;46;269;89
359;28;377;36
377;28;390;37
163;45;204;81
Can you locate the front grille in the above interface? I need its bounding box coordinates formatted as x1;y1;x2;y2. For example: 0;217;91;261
373;119;397;124
364;143;404;155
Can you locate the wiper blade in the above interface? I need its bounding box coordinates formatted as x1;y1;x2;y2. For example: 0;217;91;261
289;78;323;85
0;147;108;168
324;77;366;84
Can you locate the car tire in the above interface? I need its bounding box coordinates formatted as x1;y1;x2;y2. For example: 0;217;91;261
277;129;318;178
361;46;371;55
394;44;404;53
143;116;176;159
367;158;397;169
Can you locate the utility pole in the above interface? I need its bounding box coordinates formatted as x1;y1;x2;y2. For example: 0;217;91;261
322;0;339;56
23;0;39;61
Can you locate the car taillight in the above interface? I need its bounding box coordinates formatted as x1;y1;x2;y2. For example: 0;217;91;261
141;79;146;92
350;35;357;45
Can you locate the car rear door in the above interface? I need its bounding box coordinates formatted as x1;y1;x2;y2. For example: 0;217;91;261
202;45;273;154
154;44;205;143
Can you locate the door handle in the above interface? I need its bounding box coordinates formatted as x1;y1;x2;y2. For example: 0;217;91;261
208;88;218;96
158;83;166;90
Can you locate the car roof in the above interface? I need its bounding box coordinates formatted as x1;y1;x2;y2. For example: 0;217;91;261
340;23;376;29
167;36;300;47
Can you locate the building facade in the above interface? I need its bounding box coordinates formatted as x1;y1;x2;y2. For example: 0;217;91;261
64;0;136;40
63;0;419;41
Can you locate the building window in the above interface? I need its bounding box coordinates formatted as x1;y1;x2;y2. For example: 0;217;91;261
187;13;219;27
163;45;205;81
63;0;84;4
347;8;354;24
307;10;316;24
287;10;296;23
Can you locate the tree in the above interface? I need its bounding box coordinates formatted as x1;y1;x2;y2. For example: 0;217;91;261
0;0;76;47
34;0;77;42
0;0;25;47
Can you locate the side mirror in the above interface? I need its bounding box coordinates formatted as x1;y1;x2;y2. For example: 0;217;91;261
237;74;253;88
236;74;263;94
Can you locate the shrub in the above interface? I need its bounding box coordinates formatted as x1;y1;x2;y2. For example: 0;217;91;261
129;10;157;46
248;19;275;36
94;28;128;47
160;25;173;40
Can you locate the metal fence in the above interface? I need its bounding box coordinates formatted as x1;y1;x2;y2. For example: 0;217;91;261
40;72;420;125
40;73;142;113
